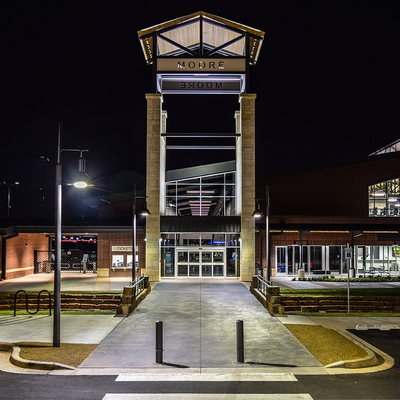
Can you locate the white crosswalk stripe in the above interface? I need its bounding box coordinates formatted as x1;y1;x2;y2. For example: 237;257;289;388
103;395;313;400
116;373;298;382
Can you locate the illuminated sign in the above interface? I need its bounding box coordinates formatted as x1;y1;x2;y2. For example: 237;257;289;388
140;36;154;63
112;246;133;252
157;74;245;94
157;58;245;73
249;37;261;64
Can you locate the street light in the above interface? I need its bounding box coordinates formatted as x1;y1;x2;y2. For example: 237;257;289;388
54;123;90;347
132;184;150;282
252;187;270;280
1;181;19;217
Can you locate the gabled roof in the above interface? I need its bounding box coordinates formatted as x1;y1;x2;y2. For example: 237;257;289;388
370;138;400;156
138;11;264;38
138;11;264;64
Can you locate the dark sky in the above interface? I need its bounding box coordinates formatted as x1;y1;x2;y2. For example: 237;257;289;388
1;1;399;218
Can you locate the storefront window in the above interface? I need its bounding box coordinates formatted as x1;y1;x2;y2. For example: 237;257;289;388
165;171;236;216
112;255;124;267
161;232;240;277
329;246;342;273
161;248;175;277
369;178;400;217
226;248;240;277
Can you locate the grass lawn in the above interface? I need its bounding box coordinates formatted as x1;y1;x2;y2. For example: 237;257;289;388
280;288;400;297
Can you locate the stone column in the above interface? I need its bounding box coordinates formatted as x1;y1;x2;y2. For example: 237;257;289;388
144;93;162;282
240;94;256;281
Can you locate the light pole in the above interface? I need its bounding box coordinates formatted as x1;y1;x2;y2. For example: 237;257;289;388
252;186;270;280
132;184;150;282
1;181;19;217
54;123;90;347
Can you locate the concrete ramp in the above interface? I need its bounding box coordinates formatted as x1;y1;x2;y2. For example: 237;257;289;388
80;280;321;369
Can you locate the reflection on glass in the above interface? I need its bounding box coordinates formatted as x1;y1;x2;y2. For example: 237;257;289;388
202;252;212;263
226;248;239;277
189;252;199;262
178;265;188;276
178;251;188;262
202;265;212;276
164;250;174;277
214;252;223;263
189;264;200;276
213;265;223;276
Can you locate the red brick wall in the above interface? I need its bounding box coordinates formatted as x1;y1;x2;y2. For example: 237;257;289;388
98;232;146;277
1;233;49;280
258;153;400;217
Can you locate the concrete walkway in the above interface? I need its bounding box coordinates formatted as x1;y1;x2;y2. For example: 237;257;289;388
0;274;398;375
80;279;322;370
0;273;132;293
271;276;400;289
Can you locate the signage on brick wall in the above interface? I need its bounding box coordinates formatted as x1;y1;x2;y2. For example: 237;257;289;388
112;246;137;252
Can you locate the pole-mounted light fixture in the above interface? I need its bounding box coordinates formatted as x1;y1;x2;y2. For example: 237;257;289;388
54;123;90;348
140;201;151;216
251;188;270;279
251;198;263;218
132;185;151;282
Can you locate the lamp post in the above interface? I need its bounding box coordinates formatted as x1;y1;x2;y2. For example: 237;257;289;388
252;186;270;280
54;123;90;347
1;181;19;217
132;184;150;282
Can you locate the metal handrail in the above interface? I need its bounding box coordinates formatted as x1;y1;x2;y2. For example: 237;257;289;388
256;275;271;296
129;274;146;297
14;290;52;316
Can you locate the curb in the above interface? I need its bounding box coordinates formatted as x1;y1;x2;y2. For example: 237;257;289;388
0;343;75;371
324;329;394;371
324;331;378;369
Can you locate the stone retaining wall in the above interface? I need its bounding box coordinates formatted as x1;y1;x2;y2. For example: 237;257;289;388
1;293;121;312
250;276;284;315
281;296;400;313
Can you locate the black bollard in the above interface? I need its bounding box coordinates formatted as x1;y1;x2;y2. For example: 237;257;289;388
155;320;163;364
236;320;244;363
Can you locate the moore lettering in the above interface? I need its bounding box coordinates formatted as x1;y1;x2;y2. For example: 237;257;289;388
177;61;224;70
180;81;223;89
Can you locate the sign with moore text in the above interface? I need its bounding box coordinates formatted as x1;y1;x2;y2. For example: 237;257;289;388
157;74;245;94
157;58;245;73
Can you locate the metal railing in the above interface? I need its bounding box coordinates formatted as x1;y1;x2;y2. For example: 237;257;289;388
130;274;146;298
14;290;52;316
256;274;272;297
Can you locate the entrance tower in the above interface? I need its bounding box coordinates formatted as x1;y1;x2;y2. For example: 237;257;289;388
138;12;264;281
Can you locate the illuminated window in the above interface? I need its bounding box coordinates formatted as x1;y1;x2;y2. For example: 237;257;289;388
369;178;400;217
166;171;235;216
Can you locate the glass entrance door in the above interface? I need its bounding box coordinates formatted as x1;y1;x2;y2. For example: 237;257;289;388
176;248;225;278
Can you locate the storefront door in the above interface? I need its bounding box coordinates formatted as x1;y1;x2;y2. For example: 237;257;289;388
275;245;344;276
176;248;225;278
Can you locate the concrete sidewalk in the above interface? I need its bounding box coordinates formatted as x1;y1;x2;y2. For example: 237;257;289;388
79;280;322;371
0;274;398;375
271;276;400;289
0;273;132;293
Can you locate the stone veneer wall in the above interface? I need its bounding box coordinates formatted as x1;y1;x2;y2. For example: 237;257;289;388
281;295;400;313
2;293;121;311
240;94;256;281
144;93;162;281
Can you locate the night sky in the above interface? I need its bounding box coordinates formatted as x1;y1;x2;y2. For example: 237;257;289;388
1;1;399;218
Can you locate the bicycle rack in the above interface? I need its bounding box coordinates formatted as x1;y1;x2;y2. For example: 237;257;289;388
13;290;52;316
